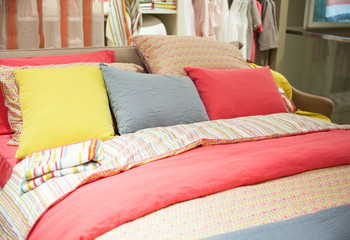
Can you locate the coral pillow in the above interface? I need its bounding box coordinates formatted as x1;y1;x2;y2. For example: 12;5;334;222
130;35;251;76
0;90;12;134
0;50;115;67
184;66;288;120
14;66;114;159
0;50;116;136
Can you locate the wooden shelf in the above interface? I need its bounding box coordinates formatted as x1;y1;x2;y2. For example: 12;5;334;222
141;9;177;14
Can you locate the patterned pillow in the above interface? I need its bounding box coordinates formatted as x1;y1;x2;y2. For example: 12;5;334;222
0;62;144;145
279;88;297;113
130;35;251;75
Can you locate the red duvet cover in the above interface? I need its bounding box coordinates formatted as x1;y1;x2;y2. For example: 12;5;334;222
28;130;350;239
0;134;19;188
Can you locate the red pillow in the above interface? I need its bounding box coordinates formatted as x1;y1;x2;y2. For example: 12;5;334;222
0;50;116;135
0;50;115;66
184;66;288;120
0;88;12;134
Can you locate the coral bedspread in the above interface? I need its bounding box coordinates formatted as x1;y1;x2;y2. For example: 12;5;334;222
0;134;19;188
1;113;350;239
29;130;350;240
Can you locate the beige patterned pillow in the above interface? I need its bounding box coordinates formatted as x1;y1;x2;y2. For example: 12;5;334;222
130;35;251;76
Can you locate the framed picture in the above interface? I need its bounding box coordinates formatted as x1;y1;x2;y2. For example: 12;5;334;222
304;0;350;28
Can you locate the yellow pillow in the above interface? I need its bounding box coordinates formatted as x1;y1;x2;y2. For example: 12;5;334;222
15;66;114;159
249;63;292;99
295;109;331;122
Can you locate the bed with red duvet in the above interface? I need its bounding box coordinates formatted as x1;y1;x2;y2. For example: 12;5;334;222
0;37;350;240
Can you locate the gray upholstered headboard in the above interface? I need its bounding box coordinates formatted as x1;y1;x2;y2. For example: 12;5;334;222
0;46;144;67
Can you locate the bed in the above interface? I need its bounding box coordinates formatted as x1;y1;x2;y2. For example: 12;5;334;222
0;35;349;240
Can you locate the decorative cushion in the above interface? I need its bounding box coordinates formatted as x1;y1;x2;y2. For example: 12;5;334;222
0;62;143;145
14;66;115;159
0;50;115;67
0;50;116;136
279;88;297;113
184;66;288;120
0;89;12;134
130;35;251;76
249;63;296;113
100;63;209;135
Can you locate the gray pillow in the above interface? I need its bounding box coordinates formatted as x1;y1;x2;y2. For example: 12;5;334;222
100;63;209;134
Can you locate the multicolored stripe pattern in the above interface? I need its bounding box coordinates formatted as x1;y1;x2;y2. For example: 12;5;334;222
20;139;103;193
106;0;142;46
0;113;349;239
326;0;350;22
102;113;350;172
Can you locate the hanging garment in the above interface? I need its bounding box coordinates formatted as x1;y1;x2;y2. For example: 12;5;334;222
248;0;263;62
254;0;279;66
222;0;250;59
213;0;230;41
177;0;196;36
192;0;228;39
192;0;216;39
106;0;142;46
0;0;105;50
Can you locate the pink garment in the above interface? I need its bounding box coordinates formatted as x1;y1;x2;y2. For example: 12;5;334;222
28;130;350;239
193;0;216;38
192;0;227;39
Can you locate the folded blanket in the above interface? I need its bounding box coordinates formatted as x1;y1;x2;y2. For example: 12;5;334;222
20;139;103;193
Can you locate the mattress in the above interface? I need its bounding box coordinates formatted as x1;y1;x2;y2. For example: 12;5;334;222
0;134;19;188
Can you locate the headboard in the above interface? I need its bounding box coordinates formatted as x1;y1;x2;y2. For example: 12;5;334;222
0;46;144;67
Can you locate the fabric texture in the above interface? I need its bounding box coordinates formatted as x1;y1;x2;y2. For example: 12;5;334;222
98;165;350;240
0;62;143;146
0;134;19;188
279;88;297;113
184;66;288;120
249;63;292;99
20;139;103;193
254;0;279;66
29;126;350;239
1;113;350;239
106;0;142;46
295;109;331;122
0;89;12;134
326;0;350;22
0;50;115;138
204;204;350;240
249;63;296;112
130;35;251;75
0;50;115;66
100;64;209;134
0;0;105;50
14;66;114;159
218;0;262;61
